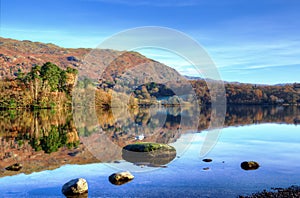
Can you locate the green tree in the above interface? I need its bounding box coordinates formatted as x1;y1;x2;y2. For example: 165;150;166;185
40;62;62;91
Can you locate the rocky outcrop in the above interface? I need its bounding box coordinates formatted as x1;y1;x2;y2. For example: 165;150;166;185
122;142;176;166
123;142;176;153
5;163;22;171
66;56;80;62
62;178;88;196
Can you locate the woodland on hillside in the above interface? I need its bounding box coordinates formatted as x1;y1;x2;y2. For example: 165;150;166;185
0;61;299;109
191;80;300;105
0;62;78;109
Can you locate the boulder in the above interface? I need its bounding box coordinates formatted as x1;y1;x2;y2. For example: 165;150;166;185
109;171;134;185
123;142;175;152
241;161;260;170
5;163;22;171
62;178;88;196
122;142;176;166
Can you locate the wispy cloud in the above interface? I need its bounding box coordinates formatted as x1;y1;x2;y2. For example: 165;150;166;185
84;0;201;7
208;40;300;70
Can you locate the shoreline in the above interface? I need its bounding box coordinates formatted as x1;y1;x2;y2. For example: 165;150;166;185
240;186;300;198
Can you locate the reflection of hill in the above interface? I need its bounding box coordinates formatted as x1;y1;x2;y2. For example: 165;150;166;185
0;110;99;177
95;106;300;146
223;105;300;127
0;105;299;177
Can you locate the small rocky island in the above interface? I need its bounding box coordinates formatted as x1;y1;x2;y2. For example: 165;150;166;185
122;142;177;167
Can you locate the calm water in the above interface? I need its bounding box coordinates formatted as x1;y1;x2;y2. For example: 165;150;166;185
0;106;299;197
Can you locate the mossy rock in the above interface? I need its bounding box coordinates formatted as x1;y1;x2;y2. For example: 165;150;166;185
241;161;260;170
123;142;175;152
122;142;176;166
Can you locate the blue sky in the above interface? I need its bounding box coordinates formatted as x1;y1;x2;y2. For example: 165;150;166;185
1;0;300;84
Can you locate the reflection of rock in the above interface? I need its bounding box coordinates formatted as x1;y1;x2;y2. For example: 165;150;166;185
62;178;88;197
5;163;22;171
108;171;134;185
202;159;212;162
241;161;260;170
122;142;176;166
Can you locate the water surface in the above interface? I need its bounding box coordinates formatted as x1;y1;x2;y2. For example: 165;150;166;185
0;106;299;197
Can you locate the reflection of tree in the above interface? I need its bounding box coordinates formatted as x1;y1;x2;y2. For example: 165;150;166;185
1;105;299;157
0;109;79;154
90;105;300;147
92;106;195;147
33;126;64;153
223;105;300;127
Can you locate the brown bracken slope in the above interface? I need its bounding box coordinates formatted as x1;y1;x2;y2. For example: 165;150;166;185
0;37;183;82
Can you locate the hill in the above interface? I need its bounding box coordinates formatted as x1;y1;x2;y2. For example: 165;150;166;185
0;37;299;107
0;37;183;81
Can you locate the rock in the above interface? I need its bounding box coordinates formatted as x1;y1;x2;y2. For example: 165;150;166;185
122;142;176;166
5;163;22;171
62;178;88;196
123;142;175;153
203;167;210;170
68;151;80;157
67;56;80;62
108;171;134;185
241;161;260;170
202;159;212;162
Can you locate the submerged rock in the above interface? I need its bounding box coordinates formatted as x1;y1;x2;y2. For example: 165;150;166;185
62;178;88;196
109;171;134;185
241;161;260;170
5;163;22;171
202;159;212;162
122;142;176;166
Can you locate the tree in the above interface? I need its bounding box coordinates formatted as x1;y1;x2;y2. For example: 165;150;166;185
16;68;25;81
25;65;42;102
40;62;62;91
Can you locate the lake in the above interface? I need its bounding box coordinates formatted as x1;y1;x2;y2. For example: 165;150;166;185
0;105;299;197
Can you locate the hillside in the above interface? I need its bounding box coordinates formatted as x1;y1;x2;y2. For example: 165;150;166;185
0;37;183;82
0;37;299;107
